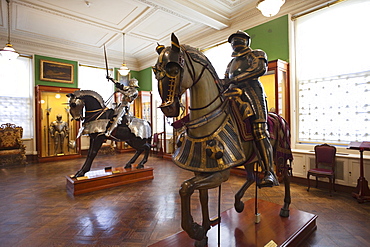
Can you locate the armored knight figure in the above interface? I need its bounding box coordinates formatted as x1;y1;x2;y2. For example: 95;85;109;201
106;78;139;137
50;114;69;155
224;30;279;187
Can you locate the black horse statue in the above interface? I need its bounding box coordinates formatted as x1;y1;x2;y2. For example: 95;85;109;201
153;34;293;246
67;90;151;178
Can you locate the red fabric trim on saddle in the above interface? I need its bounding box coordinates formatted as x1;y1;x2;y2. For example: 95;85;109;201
267;113;293;164
172;114;190;130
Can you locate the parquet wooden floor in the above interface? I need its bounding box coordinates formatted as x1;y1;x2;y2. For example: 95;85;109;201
1;153;369;247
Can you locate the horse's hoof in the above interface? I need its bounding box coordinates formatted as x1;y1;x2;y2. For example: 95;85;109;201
189;222;206;241
280;208;290;217
194;237;208;247
74;171;85;178
124;164;132;169
137;164;144;169
234;200;244;213
210;216;220;226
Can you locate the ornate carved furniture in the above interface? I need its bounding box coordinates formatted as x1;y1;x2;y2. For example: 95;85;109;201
307;144;337;196
0;123;27;166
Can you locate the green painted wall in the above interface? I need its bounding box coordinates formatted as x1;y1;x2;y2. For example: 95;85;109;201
246;15;289;62
135;67;152;91
113;68;152;91
34;55;78;88
130;70;139;82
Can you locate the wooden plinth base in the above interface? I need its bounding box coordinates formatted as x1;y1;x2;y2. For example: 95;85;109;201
150;199;317;247
66;166;153;195
352;177;370;203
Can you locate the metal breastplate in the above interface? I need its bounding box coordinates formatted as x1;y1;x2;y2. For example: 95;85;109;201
228;55;254;78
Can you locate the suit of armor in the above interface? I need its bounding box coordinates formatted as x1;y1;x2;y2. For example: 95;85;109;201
50;114;69;155
106;78;139;137
224;30;278;187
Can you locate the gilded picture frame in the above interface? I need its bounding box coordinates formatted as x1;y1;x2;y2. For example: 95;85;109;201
40;60;74;83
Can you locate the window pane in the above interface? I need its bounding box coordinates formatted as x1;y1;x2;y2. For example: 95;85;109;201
295;0;370;145
78;65;114;106
203;42;232;79
0;57;33;139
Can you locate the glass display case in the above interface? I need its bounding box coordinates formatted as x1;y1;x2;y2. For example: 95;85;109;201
260;59;290;124
35;85;81;161
133;91;152;123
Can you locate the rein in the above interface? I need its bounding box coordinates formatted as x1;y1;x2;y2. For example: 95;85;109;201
85;107;109;122
182;46;223;111
186;99;228;129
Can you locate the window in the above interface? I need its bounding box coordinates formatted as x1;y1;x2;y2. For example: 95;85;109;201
203;42;232;79
295;0;370;145
0;56;33;139
78;65;114;107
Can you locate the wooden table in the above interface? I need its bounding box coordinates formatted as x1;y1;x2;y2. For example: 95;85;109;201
348;141;370;203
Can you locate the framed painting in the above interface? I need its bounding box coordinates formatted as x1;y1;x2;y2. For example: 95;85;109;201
40;60;74;83
116;70;130;87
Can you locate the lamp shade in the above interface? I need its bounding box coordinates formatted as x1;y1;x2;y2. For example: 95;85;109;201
0;43;19;60
118;64;130;76
256;0;285;17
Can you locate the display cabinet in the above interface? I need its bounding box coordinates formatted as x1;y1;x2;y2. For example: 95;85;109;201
133;91;152;124
35;85;81;161
260;59;290;124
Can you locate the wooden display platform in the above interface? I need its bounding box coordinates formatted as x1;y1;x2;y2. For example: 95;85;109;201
150;199;317;247
66;166;153;195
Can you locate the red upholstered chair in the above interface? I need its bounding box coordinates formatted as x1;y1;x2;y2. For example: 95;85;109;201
151;132;164;157
307;143;337;196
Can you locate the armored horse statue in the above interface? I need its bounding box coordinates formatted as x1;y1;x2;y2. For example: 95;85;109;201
67;90;151;178
153;34;293;246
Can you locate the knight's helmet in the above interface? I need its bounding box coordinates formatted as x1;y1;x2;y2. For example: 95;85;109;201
129;78;139;88
228;30;251;46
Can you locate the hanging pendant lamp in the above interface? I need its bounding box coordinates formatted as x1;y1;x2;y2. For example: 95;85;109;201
118;33;130;76
256;0;285;17
0;0;19;60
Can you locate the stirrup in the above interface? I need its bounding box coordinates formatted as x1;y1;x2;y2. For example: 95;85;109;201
257;172;279;188
105;132;120;141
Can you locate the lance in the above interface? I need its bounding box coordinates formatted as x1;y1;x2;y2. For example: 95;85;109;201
104;45;115;84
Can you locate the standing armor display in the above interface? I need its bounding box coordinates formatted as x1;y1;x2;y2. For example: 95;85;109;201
153;33;293;247
106;78;139;137
49;114;69;155
224;30;278;187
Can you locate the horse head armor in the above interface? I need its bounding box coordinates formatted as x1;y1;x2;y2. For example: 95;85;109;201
67;93;85;121
153;33;185;117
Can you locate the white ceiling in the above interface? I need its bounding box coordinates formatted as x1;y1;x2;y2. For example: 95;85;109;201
0;0;329;70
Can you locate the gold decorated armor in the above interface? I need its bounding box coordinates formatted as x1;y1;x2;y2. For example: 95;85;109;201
224;30;278;187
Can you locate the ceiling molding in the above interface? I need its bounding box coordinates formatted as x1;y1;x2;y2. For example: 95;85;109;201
0;0;337;71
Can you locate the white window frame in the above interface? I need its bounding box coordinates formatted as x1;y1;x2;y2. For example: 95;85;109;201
0;56;33;139
292;0;370;152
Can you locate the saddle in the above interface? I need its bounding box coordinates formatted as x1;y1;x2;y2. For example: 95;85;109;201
223;87;254;142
